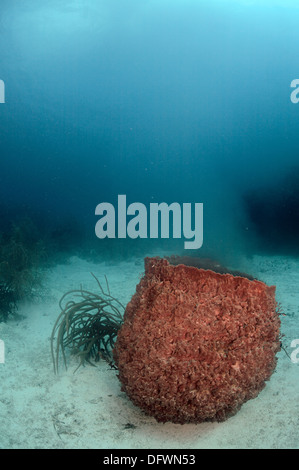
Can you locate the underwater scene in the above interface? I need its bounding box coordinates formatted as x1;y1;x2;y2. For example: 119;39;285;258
1;0;299;451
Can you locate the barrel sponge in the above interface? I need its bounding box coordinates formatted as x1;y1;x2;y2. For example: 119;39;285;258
113;257;281;424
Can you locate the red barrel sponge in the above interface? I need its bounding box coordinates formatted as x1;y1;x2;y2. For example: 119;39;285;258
113;257;281;424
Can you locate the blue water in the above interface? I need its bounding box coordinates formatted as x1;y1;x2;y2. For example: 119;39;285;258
1;0;299;261
1;1;299;451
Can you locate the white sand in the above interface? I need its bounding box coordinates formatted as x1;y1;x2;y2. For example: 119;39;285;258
0;254;299;449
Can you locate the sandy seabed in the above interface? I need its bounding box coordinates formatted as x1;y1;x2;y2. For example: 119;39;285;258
0;253;299;449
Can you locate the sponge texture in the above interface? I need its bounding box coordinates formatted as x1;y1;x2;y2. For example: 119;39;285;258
113;257;280;424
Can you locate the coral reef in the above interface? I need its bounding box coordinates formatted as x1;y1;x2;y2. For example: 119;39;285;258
113;257;281;424
0;217;46;321
0;282;17;322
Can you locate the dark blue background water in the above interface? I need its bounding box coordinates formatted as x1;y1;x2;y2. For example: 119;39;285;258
1;0;299;260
